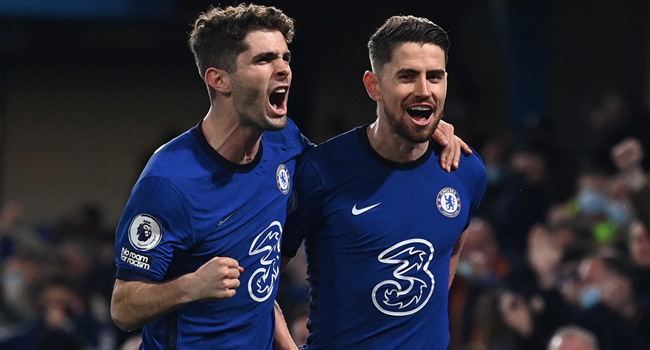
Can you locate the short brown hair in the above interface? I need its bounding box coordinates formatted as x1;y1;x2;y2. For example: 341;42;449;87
188;4;295;98
368;15;449;73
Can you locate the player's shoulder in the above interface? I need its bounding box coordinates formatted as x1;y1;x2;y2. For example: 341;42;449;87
462;147;486;169
304;126;361;161
264;118;314;155
140;129;199;178
456;146;487;185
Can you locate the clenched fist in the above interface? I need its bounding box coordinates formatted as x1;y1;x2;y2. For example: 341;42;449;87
189;256;245;300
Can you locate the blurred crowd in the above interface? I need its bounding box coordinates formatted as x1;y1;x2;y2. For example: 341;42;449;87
0;203;140;350
447;92;650;350
1;92;650;350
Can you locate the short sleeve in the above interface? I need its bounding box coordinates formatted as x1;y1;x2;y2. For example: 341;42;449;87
282;157;324;258
115;176;192;282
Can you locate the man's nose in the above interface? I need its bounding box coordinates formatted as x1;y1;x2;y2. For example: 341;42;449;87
275;60;290;79
413;76;430;97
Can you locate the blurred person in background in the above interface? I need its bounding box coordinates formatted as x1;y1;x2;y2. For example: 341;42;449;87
485;150;550;264
0;275;103;350
583;92;650;173
0;252;46;328
610;137;650;301
497;202;603;350
498;221;585;350
610;137;650;236
573;250;650;349
448;217;513;350
546;325;598;350
625;221;650;301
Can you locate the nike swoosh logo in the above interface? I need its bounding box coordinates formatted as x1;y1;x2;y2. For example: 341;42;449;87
352;203;381;215
218;211;237;226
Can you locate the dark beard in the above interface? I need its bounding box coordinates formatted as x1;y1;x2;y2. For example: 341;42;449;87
383;105;441;143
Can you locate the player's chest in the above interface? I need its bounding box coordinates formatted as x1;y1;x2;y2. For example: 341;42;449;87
192;159;297;248
321;170;469;248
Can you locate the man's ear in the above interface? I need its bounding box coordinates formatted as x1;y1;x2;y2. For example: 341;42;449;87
363;70;381;101
205;67;231;94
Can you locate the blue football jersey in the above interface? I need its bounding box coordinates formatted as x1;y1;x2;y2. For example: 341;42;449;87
114;118;312;350
282;126;487;350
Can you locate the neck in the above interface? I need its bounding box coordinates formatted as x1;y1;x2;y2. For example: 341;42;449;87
366;117;429;163
202;106;262;164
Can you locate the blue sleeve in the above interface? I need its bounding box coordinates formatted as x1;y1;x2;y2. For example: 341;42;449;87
282;157;324;258
463;151;488;231
115;176;192;282
470;151;487;215
286;118;315;156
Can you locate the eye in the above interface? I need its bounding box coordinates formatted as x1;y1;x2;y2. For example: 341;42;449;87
427;72;445;83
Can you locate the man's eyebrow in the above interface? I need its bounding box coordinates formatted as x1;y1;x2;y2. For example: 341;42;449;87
251;51;292;61
427;69;446;75
396;68;420;75
396;68;446;75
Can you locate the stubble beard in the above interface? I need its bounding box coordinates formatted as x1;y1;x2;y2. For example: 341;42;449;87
231;77;286;132
384;105;442;144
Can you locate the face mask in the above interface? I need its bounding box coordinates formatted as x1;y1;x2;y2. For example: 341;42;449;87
1;269;25;302
577;189;608;214
579;285;601;309
605;201;631;225
456;259;475;279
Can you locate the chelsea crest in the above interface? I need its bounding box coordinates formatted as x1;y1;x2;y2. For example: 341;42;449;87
437;187;461;218
276;164;290;194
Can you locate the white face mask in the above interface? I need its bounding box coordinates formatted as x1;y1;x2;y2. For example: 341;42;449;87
579;284;601;309
1;268;25;302
577;189;608;214
456;259;475;279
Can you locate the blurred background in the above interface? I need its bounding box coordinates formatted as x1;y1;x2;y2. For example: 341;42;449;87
1;1;650;350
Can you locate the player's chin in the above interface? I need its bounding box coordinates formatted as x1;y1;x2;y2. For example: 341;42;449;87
408;124;438;143
263;114;288;131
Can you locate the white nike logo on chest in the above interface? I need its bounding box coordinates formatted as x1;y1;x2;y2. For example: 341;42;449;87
352;203;381;215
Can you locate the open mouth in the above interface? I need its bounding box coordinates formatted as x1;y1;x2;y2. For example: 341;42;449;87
407;106;433;123
269;87;288;113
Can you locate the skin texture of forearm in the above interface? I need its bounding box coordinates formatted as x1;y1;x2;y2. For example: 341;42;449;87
273;301;299;350
449;253;460;289
111;277;194;331
449;230;467;289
